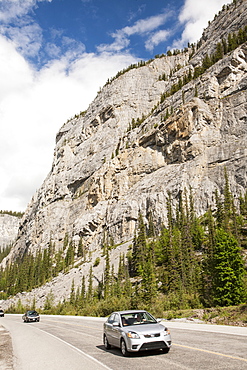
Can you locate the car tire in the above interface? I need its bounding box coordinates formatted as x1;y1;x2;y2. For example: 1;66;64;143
162;347;170;353
103;335;111;350
120;339;129;357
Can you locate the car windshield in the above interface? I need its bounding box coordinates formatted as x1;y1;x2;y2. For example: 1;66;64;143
121;312;157;326
28;311;38;315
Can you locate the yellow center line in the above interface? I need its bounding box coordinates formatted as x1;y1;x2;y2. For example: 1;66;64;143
45;320;247;363
173;343;247;362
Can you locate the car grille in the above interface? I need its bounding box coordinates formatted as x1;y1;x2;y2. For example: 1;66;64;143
140;341;166;350
144;333;160;338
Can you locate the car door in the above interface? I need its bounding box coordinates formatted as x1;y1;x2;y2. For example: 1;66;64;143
110;313;122;347
105;313;116;345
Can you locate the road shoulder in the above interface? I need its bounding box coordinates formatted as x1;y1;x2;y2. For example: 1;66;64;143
0;324;14;369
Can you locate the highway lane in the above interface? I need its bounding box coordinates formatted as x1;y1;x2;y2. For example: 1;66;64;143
1;314;247;370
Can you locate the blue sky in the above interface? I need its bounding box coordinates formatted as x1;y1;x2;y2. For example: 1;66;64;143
0;0;231;211
2;0;185;67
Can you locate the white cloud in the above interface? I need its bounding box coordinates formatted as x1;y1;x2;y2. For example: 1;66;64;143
0;0;51;22
145;29;170;52
174;0;232;48
97;12;171;53
123;12;170;36
97;33;130;53
0;0;137;212
0;0;52;60
0;34;136;211
5;23;43;58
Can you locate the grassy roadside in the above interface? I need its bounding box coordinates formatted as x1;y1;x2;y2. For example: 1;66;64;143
163;304;247;327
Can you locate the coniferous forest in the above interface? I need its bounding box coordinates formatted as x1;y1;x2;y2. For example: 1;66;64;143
0;170;246;317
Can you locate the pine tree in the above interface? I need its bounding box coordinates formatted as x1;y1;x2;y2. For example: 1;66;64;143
117;254;125;281
222;38;228;54
166;191;174;231
223;168;232;228
104;247;111;298
87;266;93;302
65;241;75;269
213;42;224;63
202;207;216;306
79;276;86;309
212;229;245;306
215;189;224;227
63;233;69;250
141;241;157;302
75;286;81;309
123;266;132;299
70;279;75;305
108;264;115;298
202;54;212;71
147;212;156;238
239;191;247;216
77;237;84;258
132;213;147;276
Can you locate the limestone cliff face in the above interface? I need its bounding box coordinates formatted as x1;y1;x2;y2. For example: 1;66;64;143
2;0;247;268
0;214;20;249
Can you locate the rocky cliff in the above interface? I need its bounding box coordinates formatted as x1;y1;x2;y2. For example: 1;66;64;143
0;214;20;250
1;0;247;300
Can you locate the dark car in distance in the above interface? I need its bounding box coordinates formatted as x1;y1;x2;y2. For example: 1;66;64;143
0;309;4;317
22;310;40;323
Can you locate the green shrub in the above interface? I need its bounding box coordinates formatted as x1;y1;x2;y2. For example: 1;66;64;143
93;257;100;267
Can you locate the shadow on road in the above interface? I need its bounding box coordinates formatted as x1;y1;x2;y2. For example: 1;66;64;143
96;344;169;358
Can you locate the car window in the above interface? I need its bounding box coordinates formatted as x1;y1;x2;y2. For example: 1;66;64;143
28;311;38;315
113;313;120;325
121;312;157;326
107;313;115;324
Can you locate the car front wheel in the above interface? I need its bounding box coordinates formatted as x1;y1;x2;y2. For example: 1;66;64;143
162;347;170;353
104;335;111;350
120;339;129;357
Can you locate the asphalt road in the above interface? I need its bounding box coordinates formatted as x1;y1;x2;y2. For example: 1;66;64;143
1;314;247;370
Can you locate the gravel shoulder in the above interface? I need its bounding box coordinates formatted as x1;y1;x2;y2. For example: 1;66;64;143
0;324;14;369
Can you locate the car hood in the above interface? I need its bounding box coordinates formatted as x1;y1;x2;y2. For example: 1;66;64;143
122;323;165;334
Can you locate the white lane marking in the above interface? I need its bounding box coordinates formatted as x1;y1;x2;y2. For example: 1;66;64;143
162;321;247;337
37;328;113;370
39;320;102;340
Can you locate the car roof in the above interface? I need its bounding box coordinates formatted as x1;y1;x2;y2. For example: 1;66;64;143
112;310;147;315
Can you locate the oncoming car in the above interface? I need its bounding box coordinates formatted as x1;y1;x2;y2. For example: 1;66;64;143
103;310;171;356
22;310;40;323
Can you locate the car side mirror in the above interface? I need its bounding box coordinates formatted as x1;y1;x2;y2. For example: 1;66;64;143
112;321;120;327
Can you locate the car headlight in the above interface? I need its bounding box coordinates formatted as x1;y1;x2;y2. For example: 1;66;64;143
164;327;170;335
127;331;140;339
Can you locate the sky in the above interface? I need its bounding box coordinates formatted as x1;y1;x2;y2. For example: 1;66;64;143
0;0;231;212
